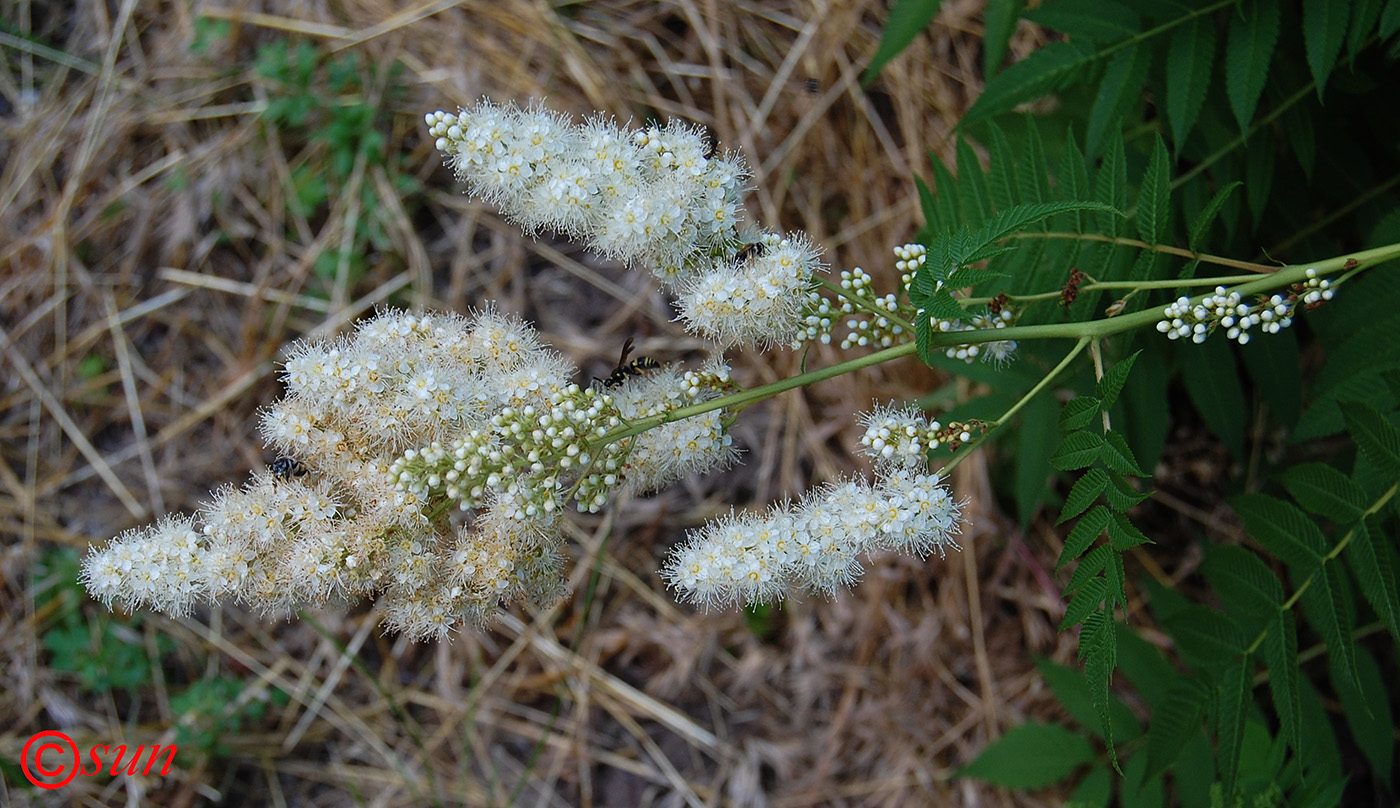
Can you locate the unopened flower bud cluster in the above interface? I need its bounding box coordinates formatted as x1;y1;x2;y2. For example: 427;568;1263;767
682;360;736;398
661;406;965;608
894;242;928;286
837;267;908;350
1156;270;1333;346
793;244;927;350
428;102;825;348
388;386;617;518
937;308;1019;366
857;405;983;461
82;308;737;641
857;405;946;467
792;291;838;347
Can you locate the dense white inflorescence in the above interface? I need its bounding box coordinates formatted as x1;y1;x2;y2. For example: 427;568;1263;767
82;309;737;640
661;406;965;607
426;102;825;348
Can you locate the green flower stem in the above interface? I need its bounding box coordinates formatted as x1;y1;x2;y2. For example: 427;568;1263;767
992;242;1400;343
943;337;1091;475
597;342;918;444
970;273;1275;306
596;242;1400;450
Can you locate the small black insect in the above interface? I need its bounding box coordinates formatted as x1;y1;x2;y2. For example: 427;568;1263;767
702;137;717;160
269;456;309;480
734;242;768;265
598;338;660;388
804;77;820;94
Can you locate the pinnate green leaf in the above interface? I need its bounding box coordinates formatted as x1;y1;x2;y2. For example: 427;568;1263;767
1202;544;1283;618
1081;609;1121;769
1332;646;1394;787
1100;431;1145;477
1115;622;1174;708
1300;560;1358;692
915;175;941;235
1095;351;1139;409
1279;462;1367;522
1303;0;1350;101
1053;431;1104;470
1086;44;1150;160
1059;127;1092;230
1339;400;1400;483
1063;576;1110;630
1016;392;1059;525
1345;517;1400;642
1060;505;1110;568
1104;474;1151;512
1283;107;1318;179
1162;605;1245;670
928;158;961;233
1018;118;1051;205
958;721;1095;788
1060;396;1101;431
1165;15;1215;149
1107;511;1150;551
987;122;1018;211
1105;546;1127;610
1226;0;1281;132
1188;181;1242;252
1264;610;1302;757
1036;658;1141;742
1232;493;1326;569
1068;765;1112;808
1136;137;1170;245
982;0;1023;77
915;307;934;366
955;138;990;228
1217;655;1252;804
967;202;1117;265
962;41;1095;130
1383;0;1400;40
1068;545;1113;593
1347;0;1384;59
1145;674;1210;780
862;0;945;88
1060;468;1109;524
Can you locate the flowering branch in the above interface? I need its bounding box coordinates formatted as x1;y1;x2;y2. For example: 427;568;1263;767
80;95;1400;643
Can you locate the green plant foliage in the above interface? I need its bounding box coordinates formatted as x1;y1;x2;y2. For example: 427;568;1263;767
35;547;170;695
172;676;288;761
861;0;945;88
886;0;1400;802
250;38;415;299
956;721;1096;788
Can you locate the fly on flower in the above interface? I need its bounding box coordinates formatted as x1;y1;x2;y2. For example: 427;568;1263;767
269;456;309;480
734;242;767;265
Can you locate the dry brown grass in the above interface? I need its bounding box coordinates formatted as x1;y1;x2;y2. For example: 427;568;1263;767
2;2;1084;805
